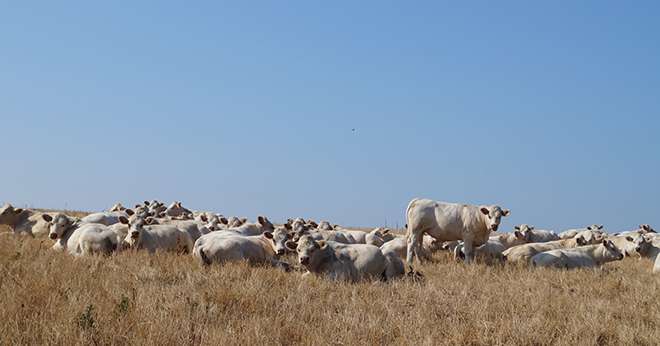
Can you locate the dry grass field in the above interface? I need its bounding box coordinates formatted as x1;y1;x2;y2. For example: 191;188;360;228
1;220;659;346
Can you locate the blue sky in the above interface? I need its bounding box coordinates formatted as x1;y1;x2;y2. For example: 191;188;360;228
1;1;658;232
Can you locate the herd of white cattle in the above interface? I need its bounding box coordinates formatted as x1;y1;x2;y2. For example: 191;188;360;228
1;198;659;282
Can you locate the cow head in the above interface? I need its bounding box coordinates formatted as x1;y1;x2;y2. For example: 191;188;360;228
365;228;393;247
633;234;653;257
42;213;76;240
285;235;326;268
205;215;229;232
480;206;510;232
602;239;624;261
317;221;334;231
109;203;126;212
0;203;24;225
576;230;605;245
119;216;149;247
640;224;655;233
586;224;604;231
257;216;274;233
264;226;292;256
227;217;244;228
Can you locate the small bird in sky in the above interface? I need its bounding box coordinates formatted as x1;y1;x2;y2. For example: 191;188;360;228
351;128;356;132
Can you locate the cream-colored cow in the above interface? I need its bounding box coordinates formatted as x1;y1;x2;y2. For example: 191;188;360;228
405;198;510;267
531;240;624;269
286;235;403;282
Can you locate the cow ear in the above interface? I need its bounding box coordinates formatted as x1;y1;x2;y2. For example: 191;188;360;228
317;240;327;249
284;223;292;230
263;232;273;239
257;216;265;225
125;209;135;216
383;228;390;234
514;225;520;231
119;216;129;225
598;225;604;230
42;214;53;222
220;217;228;225
514;230;523;239
587;226;592;231
502;209;510;217
200;215;208;223
144;201;150;206
14;208;24;214
602;239;609;247
480;208;489;216
332;224;339;230
285;241;297;250
625;236;634;242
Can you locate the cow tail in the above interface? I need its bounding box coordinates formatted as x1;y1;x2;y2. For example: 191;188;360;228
404;198;418;236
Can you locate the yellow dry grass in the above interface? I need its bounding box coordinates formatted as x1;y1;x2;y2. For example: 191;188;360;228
0;222;658;346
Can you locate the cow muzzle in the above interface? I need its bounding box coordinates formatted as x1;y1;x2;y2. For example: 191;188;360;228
491;225;499;232
49;233;58;240
276;249;285;256
300;257;309;265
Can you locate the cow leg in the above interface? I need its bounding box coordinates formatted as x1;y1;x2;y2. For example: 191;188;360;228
462;238;475;264
406;231;422;271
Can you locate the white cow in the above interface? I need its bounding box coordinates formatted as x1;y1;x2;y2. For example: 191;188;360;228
81;210;133;226
633;235;660;272
381;235;441;261
119;217;193;254
42;214;119;255
365;228;395;247
405;198;510;267
514;224;559;243
217;216;274;236
154;218;210;241
454;230;530;263
108;203;126;212
286;235;403;282
502;234;600;264
0;204;54;237
165;201;193;218
613;224;656;238
558;225;604;239
607;235;638;257
192;226;291;270
531;240;624;269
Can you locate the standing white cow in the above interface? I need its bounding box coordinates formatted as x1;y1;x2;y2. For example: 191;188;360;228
405;198;510;268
